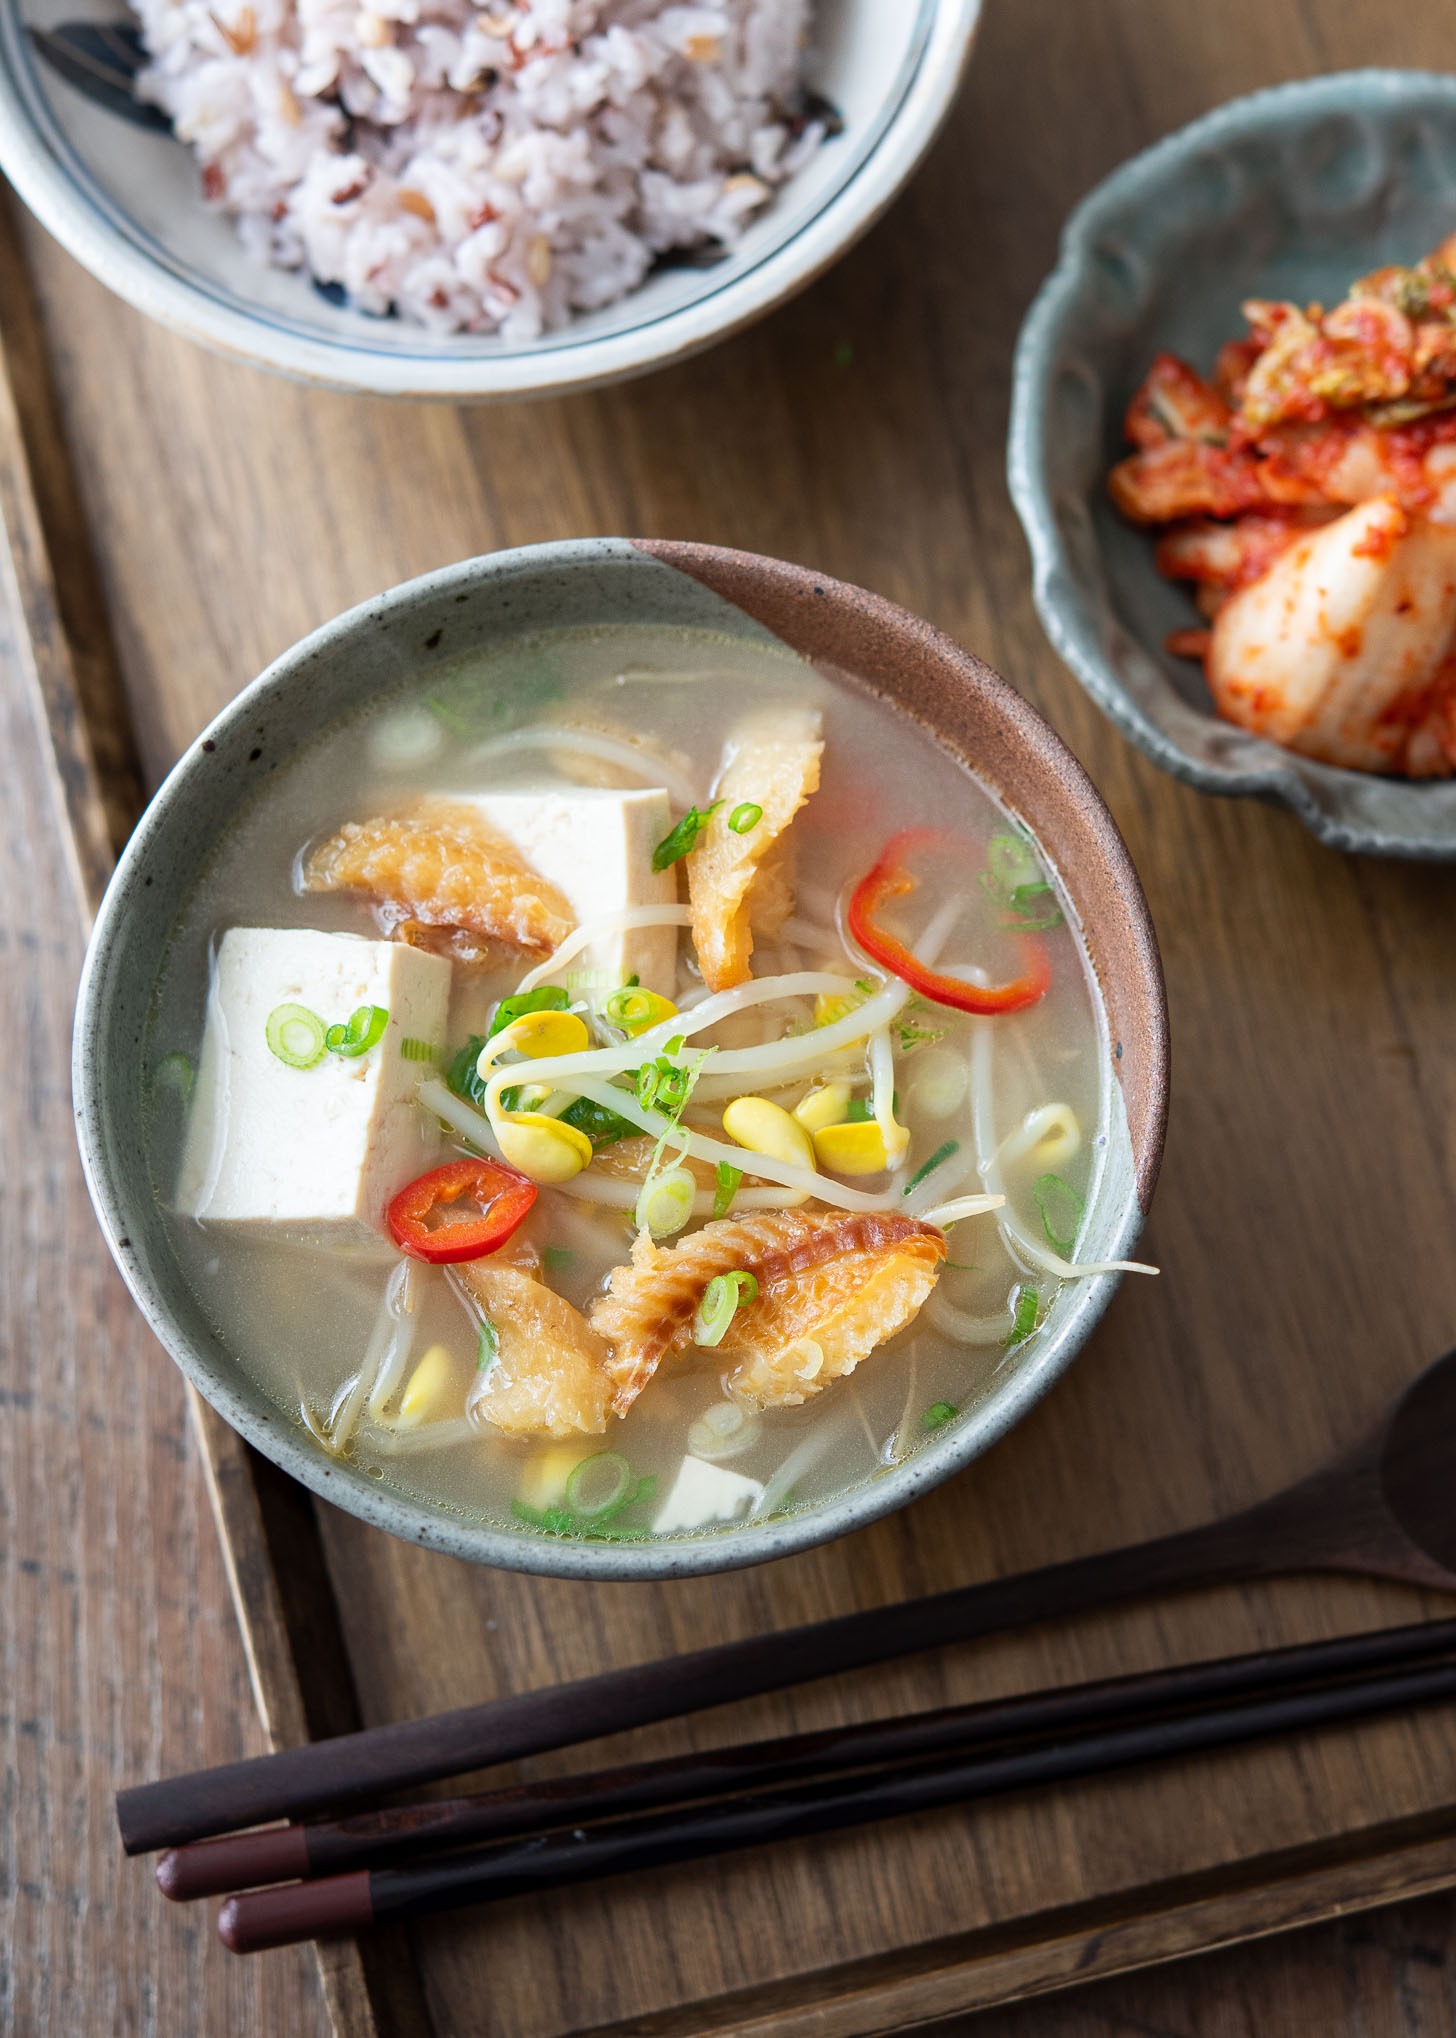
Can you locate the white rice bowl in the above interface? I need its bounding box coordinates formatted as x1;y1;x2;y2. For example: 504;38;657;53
0;0;981;396
133;0;827;336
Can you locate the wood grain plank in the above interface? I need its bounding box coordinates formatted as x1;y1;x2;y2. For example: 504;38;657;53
559;1808;1456;2038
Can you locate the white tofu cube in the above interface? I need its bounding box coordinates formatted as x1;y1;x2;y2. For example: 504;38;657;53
176;928;451;1243
653;1456;765;1535
462;787;678;994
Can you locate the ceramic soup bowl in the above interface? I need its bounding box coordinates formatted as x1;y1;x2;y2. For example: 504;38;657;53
74;539;1167;1577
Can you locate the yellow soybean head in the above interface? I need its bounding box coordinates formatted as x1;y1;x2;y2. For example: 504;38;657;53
722;1096;816;1172
397;1344;466;1428
814;991;858;1029
496;1113;594;1183
792;1082;853;1134
813;1120;893;1177
1027;1102;1081;1168
493;1010;591;1064
602;986;678;1037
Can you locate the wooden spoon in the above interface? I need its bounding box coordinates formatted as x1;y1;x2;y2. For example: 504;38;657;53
117;1346;1456;1854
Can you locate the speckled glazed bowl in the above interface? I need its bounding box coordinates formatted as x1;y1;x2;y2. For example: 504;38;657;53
1010;70;1456;859
0;0;980;400
74;539;1167;1578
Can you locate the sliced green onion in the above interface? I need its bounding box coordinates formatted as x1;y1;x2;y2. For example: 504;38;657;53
728;802;763;835
400;1037;438;1063
564;1450;634;1522
664;1034;686;1056
637;1056;690;1119
514;1466;656;1538
903;1140;959;1196
922;1400;958;1431
659;1067;691;1115
1006;1284;1040;1347
488;985;569;1040
326;1005;389;1058
636;1168;696;1238
1005;880;1063;931
581;1474;658;1539
651;802;722;872
687;1399;760;1461
1033;1172;1085;1257
155;1051;196;1104
713;1161;743;1220
980;832;1062;929
541;1245;575;1274
476;1320;499;1374
265;1003;327;1071
982;832;1038;898
692;1270;760;1349
603;987;653;1029
512;1499;576;1535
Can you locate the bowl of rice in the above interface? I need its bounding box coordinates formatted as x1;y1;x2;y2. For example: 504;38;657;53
0;0;980;400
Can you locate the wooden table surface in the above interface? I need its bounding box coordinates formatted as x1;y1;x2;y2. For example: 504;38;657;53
7;0;1456;2030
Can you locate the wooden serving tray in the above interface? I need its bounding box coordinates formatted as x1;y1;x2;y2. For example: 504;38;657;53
7;5;1456;2031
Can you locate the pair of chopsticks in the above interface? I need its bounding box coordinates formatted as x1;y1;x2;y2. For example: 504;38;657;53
132;1615;1456;1951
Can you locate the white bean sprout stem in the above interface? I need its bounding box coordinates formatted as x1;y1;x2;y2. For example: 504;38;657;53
886;1352;920;1464
317;1273;410;1456
366;1259;421;1416
925;1287;1018;1346
542;1072;899;1213
554;1174;800;1217
868;1025;907;1169
515;906;694;995
418;1078;506;1160
481;972;908;1108
919;1192;1006;1228
467;726;702;809
970;1020;1157;1279
363;1417;481;1456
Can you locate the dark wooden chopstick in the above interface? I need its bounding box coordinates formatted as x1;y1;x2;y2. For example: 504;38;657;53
113;1506;1383;1855
215;1644;1456;1951
157;1614;1456;1899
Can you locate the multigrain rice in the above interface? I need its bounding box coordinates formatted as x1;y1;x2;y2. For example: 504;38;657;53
132;0;825;336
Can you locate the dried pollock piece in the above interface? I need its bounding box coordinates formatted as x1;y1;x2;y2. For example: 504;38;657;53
687;708;822;991
457;1261;614;1440
590;1205;946;1416
304;799;575;961
721;1243;945;1410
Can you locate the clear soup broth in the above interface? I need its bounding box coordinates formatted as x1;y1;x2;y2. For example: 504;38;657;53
145;622;1118;1546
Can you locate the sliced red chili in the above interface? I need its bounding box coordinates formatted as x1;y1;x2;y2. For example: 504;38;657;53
846;827;1052;1017
387;1157;537;1265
